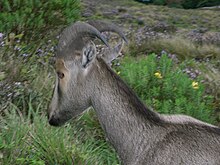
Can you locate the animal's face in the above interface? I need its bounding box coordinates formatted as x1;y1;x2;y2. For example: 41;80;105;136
47;21;127;126
48;49;94;126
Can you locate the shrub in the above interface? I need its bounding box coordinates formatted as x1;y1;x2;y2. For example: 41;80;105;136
153;0;166;5
165;0;183;8
182;0;220;8
118;54;215;123
140;0;220;8
0;0;81;38
135;0;153;4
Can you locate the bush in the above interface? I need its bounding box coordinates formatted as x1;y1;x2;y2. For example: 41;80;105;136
139;0;220;8
182;0;220;8
0;0;81;38
118;54;215;123
135;0;153;4
165;0;183;8
153;0;166;5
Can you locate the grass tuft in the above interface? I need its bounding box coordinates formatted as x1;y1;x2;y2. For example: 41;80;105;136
0;103;119;165
129;37;220;60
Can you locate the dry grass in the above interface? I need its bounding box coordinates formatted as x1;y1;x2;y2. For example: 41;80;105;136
129;37;220;60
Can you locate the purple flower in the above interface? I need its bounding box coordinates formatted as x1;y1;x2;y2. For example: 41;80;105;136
22;53;29;57
161;50;167;55
0;33;3;39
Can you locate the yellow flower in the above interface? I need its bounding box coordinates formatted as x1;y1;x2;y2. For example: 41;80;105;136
117;71;121;75
192;81;199;89
154;72;162;79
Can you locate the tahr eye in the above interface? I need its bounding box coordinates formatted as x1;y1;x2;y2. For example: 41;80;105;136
57;72;64;79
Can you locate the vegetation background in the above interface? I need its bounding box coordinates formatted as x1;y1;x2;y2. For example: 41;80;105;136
0;0;220;164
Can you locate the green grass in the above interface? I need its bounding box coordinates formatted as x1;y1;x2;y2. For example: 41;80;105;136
1;103;76;164
0;102;119;165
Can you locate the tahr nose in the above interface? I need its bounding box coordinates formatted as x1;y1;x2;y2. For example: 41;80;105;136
48;116;60;127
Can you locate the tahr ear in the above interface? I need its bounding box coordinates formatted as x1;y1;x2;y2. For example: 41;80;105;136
101;40;124;64
82;42;97;68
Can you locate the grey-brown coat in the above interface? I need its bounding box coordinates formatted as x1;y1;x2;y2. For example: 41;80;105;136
48;21;220;165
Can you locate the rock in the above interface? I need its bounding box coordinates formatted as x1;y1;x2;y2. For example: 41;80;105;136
119;13;134;19
152;22;176;33
82;11;93;17
117;7;127;13
187;29;220;45
134;23;173;45
192;28;208;33
102;9;119;17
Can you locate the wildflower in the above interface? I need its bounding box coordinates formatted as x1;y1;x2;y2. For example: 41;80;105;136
161;50;167;55
22;53;29;57
192;81;199;89
0;33;3;39
154;72;162;79
117;71;121;75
